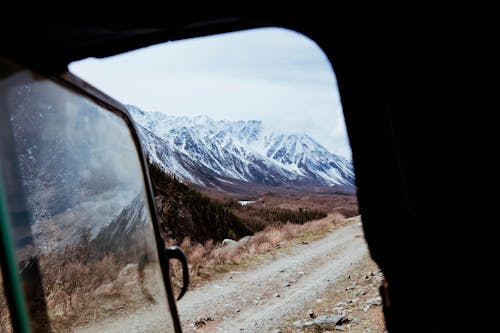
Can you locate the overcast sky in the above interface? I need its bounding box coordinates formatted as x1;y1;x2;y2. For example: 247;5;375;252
70;27;351;158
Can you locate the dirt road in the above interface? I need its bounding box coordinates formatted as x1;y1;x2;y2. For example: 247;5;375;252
178;217;367;332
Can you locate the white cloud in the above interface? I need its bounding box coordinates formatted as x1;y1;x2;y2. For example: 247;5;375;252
70;27;351;159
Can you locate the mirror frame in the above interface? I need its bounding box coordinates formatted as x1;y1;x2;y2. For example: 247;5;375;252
0;62;183;333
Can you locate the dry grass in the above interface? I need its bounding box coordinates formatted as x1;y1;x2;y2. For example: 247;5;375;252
10;236;164;333
0;269;13;333
169;213;347;290
42;259;163;332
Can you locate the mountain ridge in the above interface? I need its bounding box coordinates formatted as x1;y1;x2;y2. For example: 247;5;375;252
126;105;355;194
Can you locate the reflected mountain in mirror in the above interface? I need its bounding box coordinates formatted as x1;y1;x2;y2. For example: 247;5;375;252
0;68;175;332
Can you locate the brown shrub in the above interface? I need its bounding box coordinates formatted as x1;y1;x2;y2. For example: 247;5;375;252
330;212;345;223
91;255;119;285
189;244;208;275
246;231;268;247
332;205;359;218
280;223;302;239
180;237;194;255
257;242;274;253
0;270;13;333
267;228;284;245
307;219;332;234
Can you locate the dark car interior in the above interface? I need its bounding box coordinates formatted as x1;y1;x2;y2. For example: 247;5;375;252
2;16;473;332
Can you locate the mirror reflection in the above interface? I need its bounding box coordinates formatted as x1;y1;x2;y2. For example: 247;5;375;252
0;63;175;332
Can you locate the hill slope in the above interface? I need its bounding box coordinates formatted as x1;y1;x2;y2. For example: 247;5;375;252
147;162;253;243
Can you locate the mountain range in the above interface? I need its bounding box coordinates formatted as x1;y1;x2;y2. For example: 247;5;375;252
126;105;355;195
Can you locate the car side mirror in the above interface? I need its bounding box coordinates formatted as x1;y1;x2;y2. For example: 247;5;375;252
165;246;189;301
0;58;183;332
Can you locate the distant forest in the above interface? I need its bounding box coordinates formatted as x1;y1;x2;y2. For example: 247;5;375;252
147;162;328;244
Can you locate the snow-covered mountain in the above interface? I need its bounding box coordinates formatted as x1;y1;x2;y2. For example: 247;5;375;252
126;105;355;193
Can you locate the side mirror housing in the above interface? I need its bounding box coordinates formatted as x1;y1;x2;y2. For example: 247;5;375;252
0;58;183;332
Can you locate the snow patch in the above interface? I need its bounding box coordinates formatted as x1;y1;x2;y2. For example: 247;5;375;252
126;105;355;190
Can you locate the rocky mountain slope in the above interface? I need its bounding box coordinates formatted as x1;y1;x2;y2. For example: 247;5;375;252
126;105;355;194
